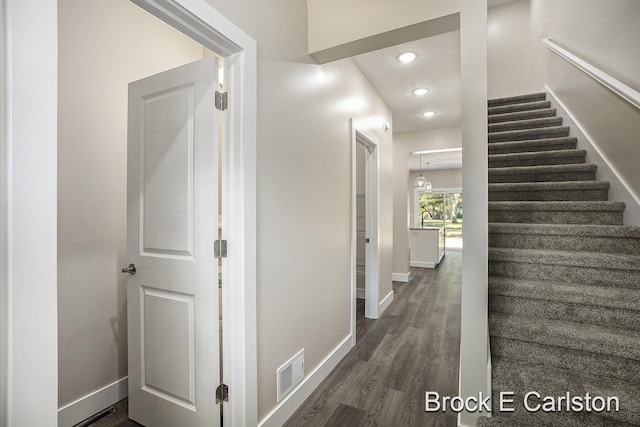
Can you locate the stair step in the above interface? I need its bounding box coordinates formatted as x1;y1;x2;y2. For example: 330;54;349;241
488;201;625;225
489;180;609;202
489;126;570;143
488;223;640;254
491;357;640;425
490;280;640;331
489;137;577;155
488;248;640;289
489;149;586;168
488;108;557;124
488;117;563;133
490;313;640;361
488;164;596;183
488;92;547;108
478;413;633;427
490;335;640;387
489;100;552;116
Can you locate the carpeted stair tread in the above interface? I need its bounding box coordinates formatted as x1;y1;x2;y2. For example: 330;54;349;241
489;126;570;143
489;137;577;154
491;337;640;386
488;116;563;133
488;92;547;107
489;149;586;167
489;313;640;361
488;223;640;254
488;163;596;183
489;277;640;312
489;100;552;115
488;108;557;124
489;180;609;201
489;247;640;271
491;293;640;331
492;357;640;425
488;201;625;225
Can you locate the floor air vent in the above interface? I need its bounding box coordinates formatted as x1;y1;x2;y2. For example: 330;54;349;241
277;349;305;402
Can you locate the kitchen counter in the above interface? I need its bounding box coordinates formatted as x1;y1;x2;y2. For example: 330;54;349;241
410;226;445;268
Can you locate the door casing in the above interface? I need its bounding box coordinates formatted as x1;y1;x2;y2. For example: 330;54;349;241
129;1;258;425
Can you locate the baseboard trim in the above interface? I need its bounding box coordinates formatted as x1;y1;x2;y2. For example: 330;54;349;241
410;261;437;268
378;290;394;316
392;272;410;282
58;377;128;427
258;335;352;427
356;287;365;299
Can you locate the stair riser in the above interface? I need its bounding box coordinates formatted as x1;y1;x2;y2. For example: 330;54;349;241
488;210;623;225
489;140;577;154
488;108;557;124
489;261;640;289
489;233;640;255
489;189;608;202
489;155;586;168
490;295;640;331
489;128;570;143
489;118;563;133
488;170;596;183
490;337;640;385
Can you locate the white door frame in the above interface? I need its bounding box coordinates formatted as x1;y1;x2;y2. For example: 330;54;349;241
129;1;257;425
350;119;381;345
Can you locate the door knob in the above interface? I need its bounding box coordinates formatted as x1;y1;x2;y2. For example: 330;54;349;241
121;263;137;275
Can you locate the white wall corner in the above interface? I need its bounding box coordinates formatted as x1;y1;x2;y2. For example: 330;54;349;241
58;377;128;427
378;290;394;316
545;86;640;226
392;272;410;282
356;287;366;299
257;335;352;427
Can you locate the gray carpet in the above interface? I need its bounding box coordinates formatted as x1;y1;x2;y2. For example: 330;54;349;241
479;93;640;426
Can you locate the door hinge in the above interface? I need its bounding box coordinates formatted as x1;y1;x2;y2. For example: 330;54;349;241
216;383;229;404
215;91;228;111
214;240;228;259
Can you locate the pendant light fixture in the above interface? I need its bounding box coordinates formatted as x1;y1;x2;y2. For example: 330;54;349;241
414;154;432;191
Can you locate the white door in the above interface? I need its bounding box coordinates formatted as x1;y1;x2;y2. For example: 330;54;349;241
125;56;220;427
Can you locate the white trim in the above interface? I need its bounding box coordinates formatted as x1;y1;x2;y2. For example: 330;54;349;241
541;38;640;111
356;287;365;299
257;335;352;427
392;272;410;282
378;290;394;316
129;2;257;426
410;261;438;268
545;86;640;225
58;378;128;427
0;0;7;421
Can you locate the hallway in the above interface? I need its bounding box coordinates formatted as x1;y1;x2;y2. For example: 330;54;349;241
284;252;462;426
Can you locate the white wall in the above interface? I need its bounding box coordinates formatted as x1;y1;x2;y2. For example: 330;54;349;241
530;0;640;224
5;0;59;425
202;0;393;421
392;127;461;276
57;0;206;413
488;0;544;98
0;1;7;422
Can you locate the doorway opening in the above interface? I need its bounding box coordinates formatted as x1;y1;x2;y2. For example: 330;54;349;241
415;191;464;250
350;121;381;345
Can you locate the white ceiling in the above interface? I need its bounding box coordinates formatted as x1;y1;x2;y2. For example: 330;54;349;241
408;150;462;171
352;31;462;134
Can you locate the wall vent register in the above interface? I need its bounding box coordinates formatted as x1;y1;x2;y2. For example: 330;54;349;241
277;349;305;402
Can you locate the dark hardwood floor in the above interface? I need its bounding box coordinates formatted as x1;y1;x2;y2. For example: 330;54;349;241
77;251;461;427
284;251;462;427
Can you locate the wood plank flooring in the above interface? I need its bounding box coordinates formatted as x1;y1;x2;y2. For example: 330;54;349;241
76;251;461;427
284;251;462;427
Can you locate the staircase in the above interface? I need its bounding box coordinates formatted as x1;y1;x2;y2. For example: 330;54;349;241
478;93;640;426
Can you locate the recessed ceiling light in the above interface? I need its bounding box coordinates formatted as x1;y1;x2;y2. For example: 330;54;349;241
422;111;436;118
413;88;429;96
397;52;417;63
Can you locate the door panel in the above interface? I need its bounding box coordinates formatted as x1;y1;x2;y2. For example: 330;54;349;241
127;56;220;427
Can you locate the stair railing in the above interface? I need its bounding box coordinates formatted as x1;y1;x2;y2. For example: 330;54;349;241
541;38;640;110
